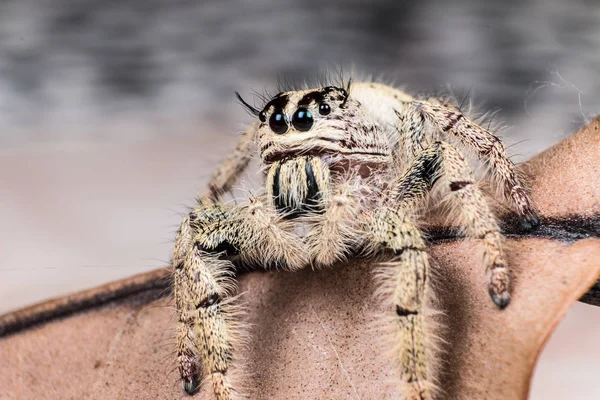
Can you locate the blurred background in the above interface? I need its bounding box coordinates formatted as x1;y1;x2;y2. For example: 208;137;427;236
0;0;599;398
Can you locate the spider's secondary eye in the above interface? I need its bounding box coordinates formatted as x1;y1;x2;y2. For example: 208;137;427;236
292;108;313;132
339;88;348;98
319;103;331;116
269;110;288;134
259;111;267;123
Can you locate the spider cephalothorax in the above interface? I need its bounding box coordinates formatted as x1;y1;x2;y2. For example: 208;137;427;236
256;85;392;218
174;80;538;399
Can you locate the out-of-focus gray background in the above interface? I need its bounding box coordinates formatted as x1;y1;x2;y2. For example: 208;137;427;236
0;1;598;398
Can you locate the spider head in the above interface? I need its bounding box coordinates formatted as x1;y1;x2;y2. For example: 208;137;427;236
240;86;392;170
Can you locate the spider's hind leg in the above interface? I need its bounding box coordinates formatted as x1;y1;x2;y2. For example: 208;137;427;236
173;199;306;399
199;123;258;205
364;208;433;400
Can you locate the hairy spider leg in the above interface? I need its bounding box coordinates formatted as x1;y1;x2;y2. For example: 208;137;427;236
349;82;538;229
200;123;258;205
173;200;306;399
396;141;509;308
366;208;433;400
413;100;539;229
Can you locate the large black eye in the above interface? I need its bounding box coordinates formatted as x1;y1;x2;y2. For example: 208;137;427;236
292;108;313;132
319;103;331;116
269;109;288;134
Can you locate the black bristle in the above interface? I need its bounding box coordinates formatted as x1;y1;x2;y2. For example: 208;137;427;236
235;91;260;117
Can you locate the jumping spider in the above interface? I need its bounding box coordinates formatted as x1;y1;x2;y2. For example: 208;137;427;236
173;81;539;399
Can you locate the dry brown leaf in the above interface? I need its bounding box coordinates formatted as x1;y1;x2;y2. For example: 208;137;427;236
1;118;599;400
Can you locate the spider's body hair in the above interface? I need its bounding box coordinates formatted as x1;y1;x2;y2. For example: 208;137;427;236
173;79;539;399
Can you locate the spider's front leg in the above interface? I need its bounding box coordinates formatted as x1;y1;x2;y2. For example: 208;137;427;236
397;141;510;308
173;199;306;399
363;208;433;400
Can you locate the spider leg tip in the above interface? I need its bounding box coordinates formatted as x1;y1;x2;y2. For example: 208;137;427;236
520;211;540;232
490;289;511;309
183;377;201;396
